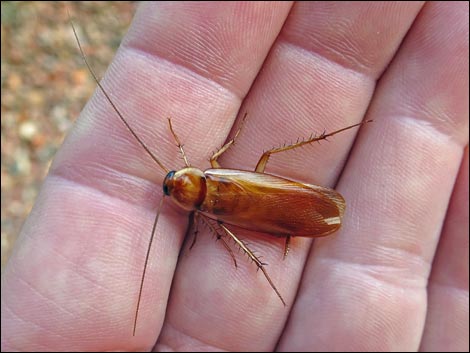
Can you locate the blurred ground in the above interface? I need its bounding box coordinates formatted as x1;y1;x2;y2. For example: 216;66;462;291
1;1;137;271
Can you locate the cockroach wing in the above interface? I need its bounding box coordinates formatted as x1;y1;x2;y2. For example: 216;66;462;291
198;169;345;237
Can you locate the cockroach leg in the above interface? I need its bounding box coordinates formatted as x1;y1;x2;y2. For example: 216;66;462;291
187;212;199;250
210;112;247;168
283;235;291;260
255;120;372;173
199;214;237;268
218;223;286;306
168;118;190;167
217;234;238;269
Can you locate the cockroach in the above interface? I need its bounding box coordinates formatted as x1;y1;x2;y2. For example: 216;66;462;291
70;20;371;335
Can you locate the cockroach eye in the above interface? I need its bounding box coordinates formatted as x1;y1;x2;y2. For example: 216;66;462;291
163;170;176;196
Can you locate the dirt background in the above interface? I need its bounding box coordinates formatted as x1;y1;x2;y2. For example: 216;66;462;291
1;1;137;271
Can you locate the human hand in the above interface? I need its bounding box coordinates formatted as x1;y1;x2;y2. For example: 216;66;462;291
2;2;468;351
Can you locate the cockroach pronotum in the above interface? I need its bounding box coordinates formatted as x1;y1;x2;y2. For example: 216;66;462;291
70;19;371;336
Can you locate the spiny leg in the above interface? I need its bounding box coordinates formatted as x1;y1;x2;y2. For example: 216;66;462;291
199;214;237;268
218;223;286;306
255;120;373;173
210;112;247;168
283;235;291;260
168;118;190;167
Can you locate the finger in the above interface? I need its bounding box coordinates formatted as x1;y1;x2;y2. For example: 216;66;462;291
420;147;469;352
161;2;423;351
0;2;292;351
279;2;468;351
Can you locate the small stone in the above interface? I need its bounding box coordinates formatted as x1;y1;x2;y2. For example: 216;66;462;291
18;121;38;141
11;148;31;176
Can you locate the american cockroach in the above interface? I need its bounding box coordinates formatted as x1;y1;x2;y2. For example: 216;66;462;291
70;20;371;336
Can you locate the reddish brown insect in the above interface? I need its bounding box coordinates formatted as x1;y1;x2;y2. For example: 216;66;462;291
71;20;371;335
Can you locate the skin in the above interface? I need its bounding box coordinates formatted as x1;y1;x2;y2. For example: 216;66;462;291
1;2;468;351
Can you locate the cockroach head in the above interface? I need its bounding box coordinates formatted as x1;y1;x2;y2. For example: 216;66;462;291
163;168;207;211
